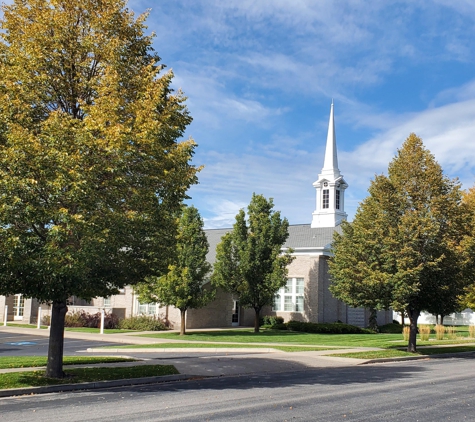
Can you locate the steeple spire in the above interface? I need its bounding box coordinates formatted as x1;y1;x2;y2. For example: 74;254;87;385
321;100;340;179
311;102;348;228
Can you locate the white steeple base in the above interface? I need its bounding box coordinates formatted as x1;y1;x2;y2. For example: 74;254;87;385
311;210;347;228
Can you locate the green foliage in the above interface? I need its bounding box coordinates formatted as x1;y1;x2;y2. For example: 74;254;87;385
458;187;475;310
260;315;285;327
329;134;470;352
118;315;168;331
286;320;374;334
379;323;403;334
0;0;198;377
0;0;198;302
212;194;294;332
135;205;213;334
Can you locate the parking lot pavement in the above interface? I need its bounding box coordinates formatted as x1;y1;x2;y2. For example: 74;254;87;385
0;329;125;357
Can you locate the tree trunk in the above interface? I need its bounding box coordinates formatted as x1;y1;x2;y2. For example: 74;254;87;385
180;309;186;335
440;314;444;325
254;308;261;333
400;312;404;325
406;308;420;353
368;308;378;331
45;300;68;378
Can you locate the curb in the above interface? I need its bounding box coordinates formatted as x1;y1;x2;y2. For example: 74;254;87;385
362;350;475;365
0;374;197;398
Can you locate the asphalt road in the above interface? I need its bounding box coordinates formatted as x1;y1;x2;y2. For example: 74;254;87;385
0;330;121;357
2;356;475;421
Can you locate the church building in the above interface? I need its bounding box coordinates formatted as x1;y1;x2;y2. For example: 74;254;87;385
0;103;392;329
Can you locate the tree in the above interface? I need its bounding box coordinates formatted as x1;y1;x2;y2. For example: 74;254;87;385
329;134;468;352
135;206;213;335
458;186;475;311
212;194;294;333
0;0;199;377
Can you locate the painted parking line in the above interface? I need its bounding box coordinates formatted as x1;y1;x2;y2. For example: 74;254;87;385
5;341;38;346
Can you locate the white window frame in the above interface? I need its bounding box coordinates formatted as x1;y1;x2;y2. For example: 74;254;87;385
322;189;329;209
273;277;304;312
136;301;159;316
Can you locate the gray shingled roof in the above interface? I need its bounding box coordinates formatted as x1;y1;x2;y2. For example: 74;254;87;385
205;224;343;266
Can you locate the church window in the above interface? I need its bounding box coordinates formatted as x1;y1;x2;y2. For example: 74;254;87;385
336;189;340;210
274;277;305;312
322;189;329;209
137;301;158;315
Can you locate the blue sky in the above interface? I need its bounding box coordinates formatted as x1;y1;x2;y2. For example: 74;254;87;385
128;0;475;229
8;1;475;228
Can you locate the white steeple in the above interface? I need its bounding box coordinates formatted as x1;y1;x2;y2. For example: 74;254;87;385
311;102;348;228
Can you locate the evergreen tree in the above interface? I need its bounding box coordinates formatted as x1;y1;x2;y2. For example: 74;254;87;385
135;206;213;335
330;134;468;352
212;194;294;333
0;0;198;377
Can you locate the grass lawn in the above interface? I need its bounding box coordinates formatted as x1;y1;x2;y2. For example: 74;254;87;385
64;327;136;334
329;345;475;359
4;324;136;334
0;365;179;390
0;356;137;369
103;342;339;352
137;329;407;348
4;324;49;329
137;329;475;349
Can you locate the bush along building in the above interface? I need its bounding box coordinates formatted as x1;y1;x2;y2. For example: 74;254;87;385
0;103;392;329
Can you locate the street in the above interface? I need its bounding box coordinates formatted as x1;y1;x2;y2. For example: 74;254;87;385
2;356;474;421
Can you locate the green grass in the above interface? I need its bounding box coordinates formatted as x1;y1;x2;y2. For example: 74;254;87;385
0;365;179;390
330;350;415;359
137;329;475;349
102;342;338;352
4;323;48;329
0;356;136;369
137;329;406;348
5;324;135;333
329;345;475;359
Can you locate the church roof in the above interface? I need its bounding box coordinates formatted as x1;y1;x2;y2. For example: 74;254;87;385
205;224;343;265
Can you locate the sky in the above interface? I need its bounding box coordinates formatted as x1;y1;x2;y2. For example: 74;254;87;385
7;0;475;229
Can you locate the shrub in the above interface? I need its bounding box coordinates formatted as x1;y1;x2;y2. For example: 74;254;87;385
379;323;403;334
392;319;400;324
403;326;410;341
286;320;374;334
435;324;445;340
42;311;119;329
419;325;430;341
469;325;475;338
260;315;285;327
118;315;168;331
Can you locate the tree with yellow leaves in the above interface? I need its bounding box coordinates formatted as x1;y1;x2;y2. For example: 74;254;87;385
0;0;199;378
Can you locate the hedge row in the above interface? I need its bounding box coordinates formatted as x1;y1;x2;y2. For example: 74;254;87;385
285;320;375;334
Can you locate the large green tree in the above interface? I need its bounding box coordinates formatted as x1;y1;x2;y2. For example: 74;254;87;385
0;0;198;377
458;186;475;311
329;134;469;352
212;194;294;333
135;205;213;335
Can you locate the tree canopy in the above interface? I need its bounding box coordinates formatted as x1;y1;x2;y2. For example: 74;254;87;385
0;0;199;376
135;205;213;335
212;194;294;332
329;134;469;351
